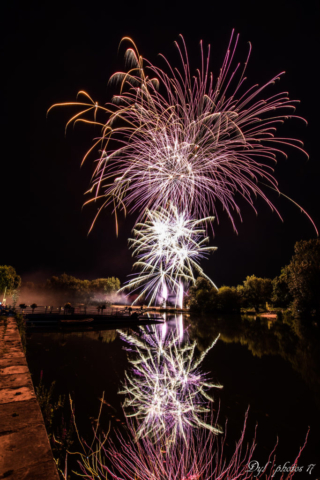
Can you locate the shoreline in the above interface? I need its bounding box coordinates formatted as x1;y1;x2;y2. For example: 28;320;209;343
0;316;59;479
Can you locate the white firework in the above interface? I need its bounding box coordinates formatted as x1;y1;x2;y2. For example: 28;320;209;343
118;326;223;445
120;203;217;305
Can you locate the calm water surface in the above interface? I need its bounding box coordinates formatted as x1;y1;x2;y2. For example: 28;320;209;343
26;315;320;477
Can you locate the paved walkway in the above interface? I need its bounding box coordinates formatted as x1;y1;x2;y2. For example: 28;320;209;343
0;316;59;480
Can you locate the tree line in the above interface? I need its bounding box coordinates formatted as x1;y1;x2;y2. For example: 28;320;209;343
0;270;120;306
187;239;320;318
42;273;121;304
1;238;319;314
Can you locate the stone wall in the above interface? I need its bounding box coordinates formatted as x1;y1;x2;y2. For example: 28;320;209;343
0;316;59;480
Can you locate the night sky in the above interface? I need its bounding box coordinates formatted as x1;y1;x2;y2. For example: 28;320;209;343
1;0;319;287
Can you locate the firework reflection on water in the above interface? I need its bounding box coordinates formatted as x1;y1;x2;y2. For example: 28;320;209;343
117;321;222;445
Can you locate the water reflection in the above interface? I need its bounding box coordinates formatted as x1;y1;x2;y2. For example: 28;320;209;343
118;319;222;444
25;312;319;478
186;314;320;409
72;316;310;480
105;411;254;480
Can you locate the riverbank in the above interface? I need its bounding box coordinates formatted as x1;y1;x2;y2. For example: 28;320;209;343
0;316;59;480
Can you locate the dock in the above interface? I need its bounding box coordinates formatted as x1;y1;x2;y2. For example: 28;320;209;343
21;305;164;330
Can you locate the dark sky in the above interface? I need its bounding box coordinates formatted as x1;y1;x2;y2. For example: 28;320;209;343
1;0;319;287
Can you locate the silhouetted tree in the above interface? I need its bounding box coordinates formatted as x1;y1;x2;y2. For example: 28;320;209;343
64;302;73;314
0;265;21;296
286;239;320;316
30;303;38;314
189;278;241;313
216;286;241;313
240;275;273;311
90;277;120;294
189;277;216;311
272;266;292;308
97;303;107;314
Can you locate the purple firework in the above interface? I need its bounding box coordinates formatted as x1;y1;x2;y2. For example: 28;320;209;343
48;31;316;233
73;411;309;480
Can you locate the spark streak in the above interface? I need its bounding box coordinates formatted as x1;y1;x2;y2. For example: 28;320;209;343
74;410;309;480
49;31;313;233
118;327;222;444
119;204;217;305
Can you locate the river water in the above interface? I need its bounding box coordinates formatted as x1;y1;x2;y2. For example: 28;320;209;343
25;314;320;478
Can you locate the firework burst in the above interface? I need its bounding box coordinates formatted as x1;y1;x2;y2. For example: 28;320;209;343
120;203;217;305
48;31;315;234
118;326;222;444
